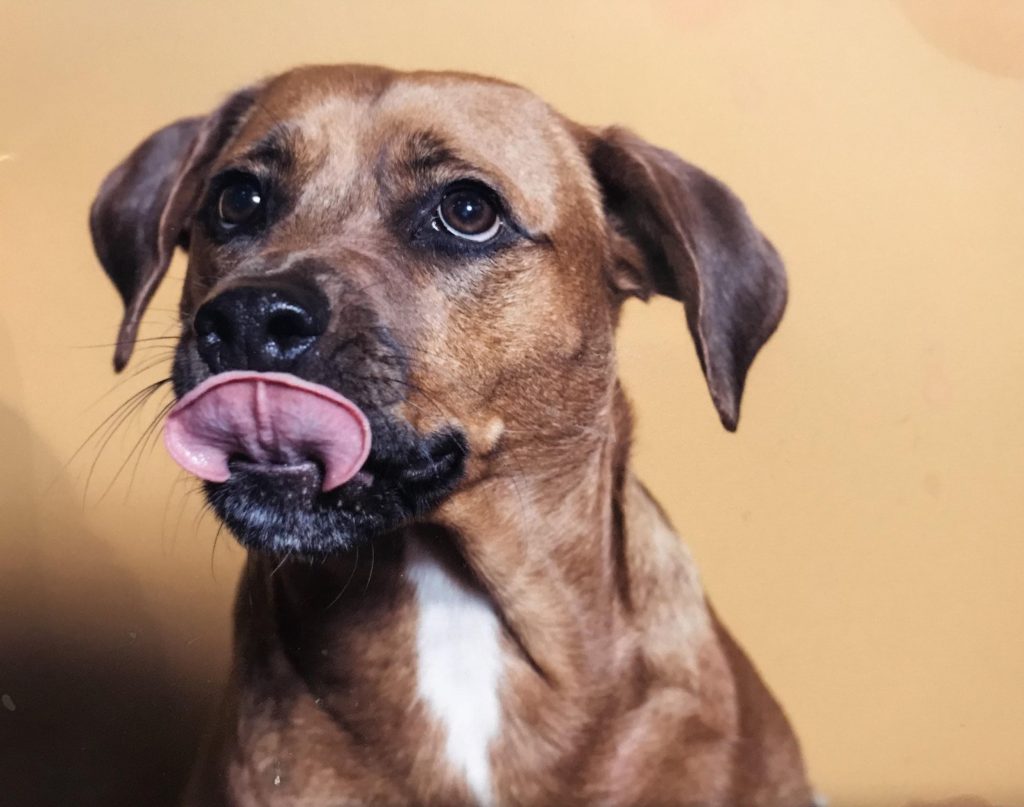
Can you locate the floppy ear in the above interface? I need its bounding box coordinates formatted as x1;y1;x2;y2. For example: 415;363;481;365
89;88;258;371
587;126;787;431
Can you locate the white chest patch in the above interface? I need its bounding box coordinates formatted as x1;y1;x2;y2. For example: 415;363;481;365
406;539;503;806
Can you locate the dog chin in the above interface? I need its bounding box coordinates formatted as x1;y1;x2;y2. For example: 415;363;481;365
204;425;468;557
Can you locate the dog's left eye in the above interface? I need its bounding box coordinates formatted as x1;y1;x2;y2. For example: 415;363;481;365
436;186;502;242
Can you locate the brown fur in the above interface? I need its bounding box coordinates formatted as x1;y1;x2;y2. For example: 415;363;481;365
90;65;812;806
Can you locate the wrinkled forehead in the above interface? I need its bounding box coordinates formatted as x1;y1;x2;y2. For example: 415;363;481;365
219;67;597;232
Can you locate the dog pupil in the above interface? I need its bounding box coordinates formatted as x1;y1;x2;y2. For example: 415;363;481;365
454;196;481;223
444;190;492;234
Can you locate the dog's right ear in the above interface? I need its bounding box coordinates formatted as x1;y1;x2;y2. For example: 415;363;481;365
89;88;258;371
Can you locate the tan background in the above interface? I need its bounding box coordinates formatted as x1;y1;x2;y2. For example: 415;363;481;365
1;1;1022;805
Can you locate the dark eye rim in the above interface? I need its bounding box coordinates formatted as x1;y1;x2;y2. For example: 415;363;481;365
402;178;547;260
436;183;502;241
203;169;269;238
218;179;262;228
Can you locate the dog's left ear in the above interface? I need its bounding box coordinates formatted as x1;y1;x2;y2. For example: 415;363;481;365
586;126;787;431
89;87;258;371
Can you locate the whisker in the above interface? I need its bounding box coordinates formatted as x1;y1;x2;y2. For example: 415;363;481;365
94;388;175;502
324;545;360;611
269;550;293;579
211;520;228;581
75;379;173;501
71;335;180;351
161;470;192;547
362;543;376;593
113;395;177;502
74;380;171;458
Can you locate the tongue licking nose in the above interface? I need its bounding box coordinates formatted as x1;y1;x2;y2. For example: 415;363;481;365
164;371;372;492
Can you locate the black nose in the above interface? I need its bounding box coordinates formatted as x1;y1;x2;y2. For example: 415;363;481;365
193;285;329;374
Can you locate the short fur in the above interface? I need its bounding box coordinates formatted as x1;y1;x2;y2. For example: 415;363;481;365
90;65;812;806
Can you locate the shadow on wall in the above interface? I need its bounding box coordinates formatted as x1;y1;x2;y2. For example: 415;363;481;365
0;318;211;806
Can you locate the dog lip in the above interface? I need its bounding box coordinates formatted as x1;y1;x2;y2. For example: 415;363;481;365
228;457;321;475
224;459;373;489
227;457;324;491
164;370;372;492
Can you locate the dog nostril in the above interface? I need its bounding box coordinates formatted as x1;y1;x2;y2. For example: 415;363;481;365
195;308;233;346
266;308;315;351
267;309;308;338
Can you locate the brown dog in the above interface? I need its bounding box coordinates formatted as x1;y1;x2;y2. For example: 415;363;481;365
90;65;813;807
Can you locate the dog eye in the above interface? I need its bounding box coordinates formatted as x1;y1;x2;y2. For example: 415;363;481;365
217;175;263;229
436;186;501;242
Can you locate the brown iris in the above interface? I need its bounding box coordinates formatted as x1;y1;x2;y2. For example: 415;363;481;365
437;187;500;241
217;176;263;228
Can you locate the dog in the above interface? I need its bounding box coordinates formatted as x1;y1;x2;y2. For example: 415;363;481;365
90;65;813;807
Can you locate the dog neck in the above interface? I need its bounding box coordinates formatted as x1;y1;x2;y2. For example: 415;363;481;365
231;382;635;799
430;392;633;687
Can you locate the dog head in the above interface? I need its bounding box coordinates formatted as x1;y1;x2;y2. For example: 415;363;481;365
90;65;786;556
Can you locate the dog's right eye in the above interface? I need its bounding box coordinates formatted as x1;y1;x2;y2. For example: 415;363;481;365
217;175;263;230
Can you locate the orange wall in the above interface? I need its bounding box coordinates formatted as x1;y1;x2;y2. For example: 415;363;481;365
1;2;1022;805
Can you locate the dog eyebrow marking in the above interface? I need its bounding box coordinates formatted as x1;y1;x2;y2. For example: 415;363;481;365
406;536;502;806
397;130;467;177
236;124;296;171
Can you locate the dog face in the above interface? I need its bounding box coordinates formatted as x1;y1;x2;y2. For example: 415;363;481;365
90;65;786;556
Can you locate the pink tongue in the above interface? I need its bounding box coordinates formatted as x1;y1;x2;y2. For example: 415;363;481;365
164;371;371;492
